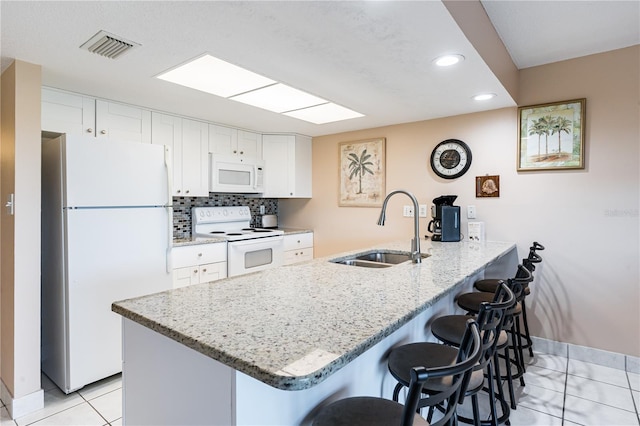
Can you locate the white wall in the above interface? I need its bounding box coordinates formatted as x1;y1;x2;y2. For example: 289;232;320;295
280;46;640;357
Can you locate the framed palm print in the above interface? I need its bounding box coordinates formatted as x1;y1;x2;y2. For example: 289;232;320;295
339;138;386;207
517;98;586;171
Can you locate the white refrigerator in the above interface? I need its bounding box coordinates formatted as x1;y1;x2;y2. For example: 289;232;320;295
41;134;173;393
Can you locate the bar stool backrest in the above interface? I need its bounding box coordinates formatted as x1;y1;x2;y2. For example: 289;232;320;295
407;320;482;426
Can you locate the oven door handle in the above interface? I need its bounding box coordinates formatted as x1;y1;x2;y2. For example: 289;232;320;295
229;235;284;247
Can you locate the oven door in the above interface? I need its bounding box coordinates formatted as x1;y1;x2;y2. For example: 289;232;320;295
227;235;284;277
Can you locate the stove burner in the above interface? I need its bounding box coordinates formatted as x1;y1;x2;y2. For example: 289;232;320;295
226;233;243;236
208;231;225;234
252;229;272;233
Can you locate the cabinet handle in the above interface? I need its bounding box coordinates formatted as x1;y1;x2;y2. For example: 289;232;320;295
297;240;301;244
202;268;207;272
193;269;198;274
176;189;181;194
100;130;107;135
239;151;244;155
198;253;203;257
86;128;93;134
185;189;190;194
233;150;237;154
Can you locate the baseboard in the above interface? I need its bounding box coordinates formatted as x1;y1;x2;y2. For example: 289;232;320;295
0;379;44;419
531;336;640;373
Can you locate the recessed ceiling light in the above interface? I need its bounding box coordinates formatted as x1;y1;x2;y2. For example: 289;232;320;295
434;54;465;67
472;93;496;101
284;103;364;124
230;83;327;113
157;54;275;98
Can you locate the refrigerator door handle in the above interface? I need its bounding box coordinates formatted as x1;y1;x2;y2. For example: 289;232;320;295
164;145;173;201
164;145;174;273
166;206;173;273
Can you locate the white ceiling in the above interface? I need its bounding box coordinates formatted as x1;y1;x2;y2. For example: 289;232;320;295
1;1;638;137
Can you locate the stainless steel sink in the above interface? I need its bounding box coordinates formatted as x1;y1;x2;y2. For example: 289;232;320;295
330;250;429;268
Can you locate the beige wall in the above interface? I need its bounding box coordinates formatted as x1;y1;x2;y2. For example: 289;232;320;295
280;46;640;357
1;60;42;410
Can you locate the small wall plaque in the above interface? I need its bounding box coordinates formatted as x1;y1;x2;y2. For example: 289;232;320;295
476;175;500;198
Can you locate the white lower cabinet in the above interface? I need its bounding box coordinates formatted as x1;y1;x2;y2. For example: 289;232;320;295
283;232;314;265
172;243;227;288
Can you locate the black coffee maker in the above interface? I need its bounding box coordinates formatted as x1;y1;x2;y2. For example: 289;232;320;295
427;195;461;242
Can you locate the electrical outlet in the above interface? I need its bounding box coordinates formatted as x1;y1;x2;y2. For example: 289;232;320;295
419;204;428;217
403;205;414;217
467;205;476;219
259;205;265;215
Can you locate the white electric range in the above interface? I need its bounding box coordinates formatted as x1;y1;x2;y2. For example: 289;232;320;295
192;206;284;277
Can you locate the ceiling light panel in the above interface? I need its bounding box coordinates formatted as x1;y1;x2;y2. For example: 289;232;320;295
157;55;275;98
230;83;327;113
284;103;364;124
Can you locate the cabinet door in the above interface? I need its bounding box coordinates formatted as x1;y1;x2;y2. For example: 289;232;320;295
199;262;227;283
263;134;312;198
237;131;262;158
41;88;95;136
262;134;292;198
209;125;237;156
152;112;183;196
173;266;199;289
96;100;152;143
181;119;209;197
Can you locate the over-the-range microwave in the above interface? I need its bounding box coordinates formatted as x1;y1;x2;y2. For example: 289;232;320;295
209;154;265;193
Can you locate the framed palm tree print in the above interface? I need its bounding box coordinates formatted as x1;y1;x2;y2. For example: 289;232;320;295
339;138;386;207
517;98;586;171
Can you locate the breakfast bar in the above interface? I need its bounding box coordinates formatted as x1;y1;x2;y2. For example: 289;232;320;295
112;239;516;425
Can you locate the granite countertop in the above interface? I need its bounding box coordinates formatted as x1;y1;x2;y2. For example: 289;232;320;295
113;239;514;391
172;228;313;247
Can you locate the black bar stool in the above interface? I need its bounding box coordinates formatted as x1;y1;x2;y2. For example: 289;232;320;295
475;242;544;357
455;264;534;410
313;320;482;426
388;285;514;426
428;282;516;425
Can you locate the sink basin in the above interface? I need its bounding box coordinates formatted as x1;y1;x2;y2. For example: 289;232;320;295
332;259;393;268
330;250;429;268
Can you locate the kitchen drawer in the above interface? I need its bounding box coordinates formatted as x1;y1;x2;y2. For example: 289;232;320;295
172;243;226;268
284;247;314;265
283;232;313;251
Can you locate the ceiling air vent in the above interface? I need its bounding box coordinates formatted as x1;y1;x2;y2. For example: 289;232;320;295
80;30;140;59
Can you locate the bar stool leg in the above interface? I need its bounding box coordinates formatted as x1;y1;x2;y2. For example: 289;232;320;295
520;302;534;357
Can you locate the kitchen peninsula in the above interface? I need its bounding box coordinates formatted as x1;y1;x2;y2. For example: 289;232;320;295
112;239;516;425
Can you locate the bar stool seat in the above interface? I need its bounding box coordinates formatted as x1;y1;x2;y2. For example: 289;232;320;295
313;396;429;425
458;292;522;316
475;279;531;296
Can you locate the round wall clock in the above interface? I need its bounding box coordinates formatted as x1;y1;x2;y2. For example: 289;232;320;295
430;139;472;179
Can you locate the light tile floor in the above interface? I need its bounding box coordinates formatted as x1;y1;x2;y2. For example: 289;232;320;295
0;351;638;425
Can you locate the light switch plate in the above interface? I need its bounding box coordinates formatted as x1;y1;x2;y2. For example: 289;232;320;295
467;205;476;219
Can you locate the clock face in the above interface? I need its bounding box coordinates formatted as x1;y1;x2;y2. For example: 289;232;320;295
430;139;472;179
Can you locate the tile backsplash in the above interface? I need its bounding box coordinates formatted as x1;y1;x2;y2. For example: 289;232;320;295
173;194;278;239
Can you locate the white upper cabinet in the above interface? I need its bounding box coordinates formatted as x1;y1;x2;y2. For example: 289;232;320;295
42;88;95;136
152;112;208;197
262;134;312;198
42;87;151;143
95;100;151;143
209;124;262;159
